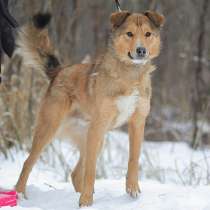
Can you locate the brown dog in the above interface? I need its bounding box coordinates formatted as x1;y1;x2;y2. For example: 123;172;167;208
15;10;165;207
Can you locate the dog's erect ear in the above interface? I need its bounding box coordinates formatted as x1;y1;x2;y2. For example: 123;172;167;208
110;11;131;28
144;10;165;28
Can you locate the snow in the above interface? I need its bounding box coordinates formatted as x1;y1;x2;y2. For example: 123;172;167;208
1;179;210;210
1;131;210;210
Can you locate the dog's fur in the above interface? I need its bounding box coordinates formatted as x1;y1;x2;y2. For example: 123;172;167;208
15;11;165;207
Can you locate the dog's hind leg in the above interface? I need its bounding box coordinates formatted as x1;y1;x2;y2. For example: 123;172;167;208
70;133;87;193
71;152;85;193
55;116;89;193
57;118;88;193
15;93;71;195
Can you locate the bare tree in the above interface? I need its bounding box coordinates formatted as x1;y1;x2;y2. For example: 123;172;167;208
191;0;209;148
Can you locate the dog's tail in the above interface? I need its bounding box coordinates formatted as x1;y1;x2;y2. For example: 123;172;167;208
16;13;61;80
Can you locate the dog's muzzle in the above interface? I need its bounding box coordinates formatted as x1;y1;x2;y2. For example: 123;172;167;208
128;49;148;65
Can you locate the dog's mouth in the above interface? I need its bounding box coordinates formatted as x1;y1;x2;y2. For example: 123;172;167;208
128;52;134;60
128;52;148;65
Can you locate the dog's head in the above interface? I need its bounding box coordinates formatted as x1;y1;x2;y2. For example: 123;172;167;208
110;10;165;65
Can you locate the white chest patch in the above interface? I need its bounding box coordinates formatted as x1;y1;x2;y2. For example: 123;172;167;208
114;89;140;128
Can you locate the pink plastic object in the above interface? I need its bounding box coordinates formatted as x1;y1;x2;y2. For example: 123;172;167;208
0;189;17;207
0;189;17;197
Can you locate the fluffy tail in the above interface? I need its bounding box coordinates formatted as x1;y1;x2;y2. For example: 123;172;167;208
17;13;61;80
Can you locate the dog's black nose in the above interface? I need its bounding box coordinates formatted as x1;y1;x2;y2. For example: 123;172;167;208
136;47;147;57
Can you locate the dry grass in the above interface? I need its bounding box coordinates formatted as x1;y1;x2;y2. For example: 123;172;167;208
0;54;48;154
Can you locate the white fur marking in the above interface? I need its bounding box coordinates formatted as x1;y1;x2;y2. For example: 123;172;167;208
114;89;140;128
91;72;99;77
132;59;148;65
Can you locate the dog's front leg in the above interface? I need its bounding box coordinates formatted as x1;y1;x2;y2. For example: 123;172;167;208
79;121;105;207
79;113;111;207
126;110;146;198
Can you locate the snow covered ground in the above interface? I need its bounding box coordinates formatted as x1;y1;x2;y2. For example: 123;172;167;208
1;131;210;210
1;179;210;210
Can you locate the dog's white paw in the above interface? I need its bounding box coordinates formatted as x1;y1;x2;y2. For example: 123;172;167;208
126;182;141;198
17;192;27;200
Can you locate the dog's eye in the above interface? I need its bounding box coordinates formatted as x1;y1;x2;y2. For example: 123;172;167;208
145;32;152;37
126;32;133;37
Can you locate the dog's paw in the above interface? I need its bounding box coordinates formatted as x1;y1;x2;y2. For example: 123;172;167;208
15;185;28;199
126;181;141;198
79;193;93;207
17;192;28;200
